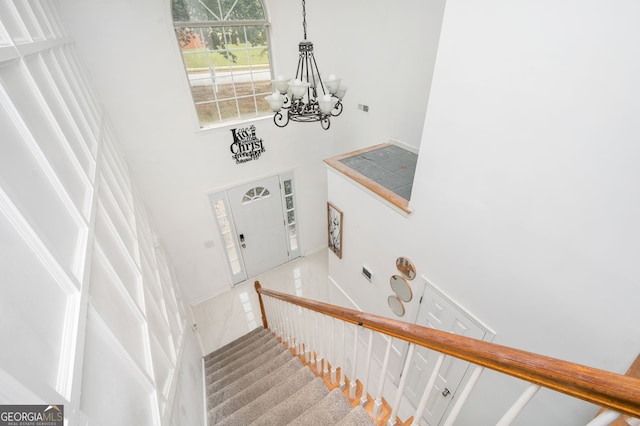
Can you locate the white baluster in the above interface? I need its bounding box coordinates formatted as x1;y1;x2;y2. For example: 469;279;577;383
304;309;313;364
443;365;484;426
388;343;416;426
311;311;318;367
411;353;445;426
373;336;393;418
276;300;285;342
496;384;541;426
330;317;337;384
298;307;307;359
285;302;293;348
295;306;303;356
585;410;622;426
322;316;329;377
288;303;296;348
360;329;374;407
349;324;360;399
340;320;346;390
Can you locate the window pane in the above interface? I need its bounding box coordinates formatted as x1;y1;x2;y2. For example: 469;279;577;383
218;216;230;233
287;210;295;224
285;195;293;210
223;232;234;247
195;102;220;126
174;11;272;127
172;0;265;22
283;180;292;195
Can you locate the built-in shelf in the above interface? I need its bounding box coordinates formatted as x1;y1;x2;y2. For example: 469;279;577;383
324;143;417;214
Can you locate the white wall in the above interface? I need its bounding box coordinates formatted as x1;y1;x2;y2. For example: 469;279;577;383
327;0;640;424
57;0;445;303
0;2;203;424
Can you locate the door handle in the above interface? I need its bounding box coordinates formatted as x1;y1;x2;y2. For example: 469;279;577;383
239;234;246;248
442;388;450;397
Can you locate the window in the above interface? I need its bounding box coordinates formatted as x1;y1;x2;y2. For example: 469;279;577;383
242;186;270;204
172;0;273;128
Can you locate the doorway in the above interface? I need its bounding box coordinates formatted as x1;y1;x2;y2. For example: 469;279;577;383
401;279;495;425
208;172;301;284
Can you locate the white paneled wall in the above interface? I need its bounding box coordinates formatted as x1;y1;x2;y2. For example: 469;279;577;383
0;2;202;425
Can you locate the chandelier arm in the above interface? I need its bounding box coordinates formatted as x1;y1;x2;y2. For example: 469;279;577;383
331;101;343;117
274;110;289;127
309;52;326;96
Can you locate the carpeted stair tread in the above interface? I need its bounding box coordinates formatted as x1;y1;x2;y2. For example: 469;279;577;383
206;343;288;391
208;356;303;421
204;328;379;426
335;405;377;426
207;349;296;409
206;336;281;380
213;366;316;426
250;377;329;426
205;330;274;369
287;388;354;426
204;327;267;362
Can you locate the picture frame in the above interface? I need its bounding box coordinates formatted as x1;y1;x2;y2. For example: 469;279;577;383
327;201;343;259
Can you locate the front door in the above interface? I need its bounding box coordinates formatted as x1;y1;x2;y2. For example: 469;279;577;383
227;175;289;278
403;280;494;425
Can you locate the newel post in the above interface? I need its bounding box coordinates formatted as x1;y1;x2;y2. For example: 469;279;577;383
254;281;268;329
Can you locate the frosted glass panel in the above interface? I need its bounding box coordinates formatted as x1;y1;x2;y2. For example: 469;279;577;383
94;208;141;307
0;94;82;276
24;53;95;183
81;312;155;426
89;252;150;375
0;62;90;217
0;212;70;395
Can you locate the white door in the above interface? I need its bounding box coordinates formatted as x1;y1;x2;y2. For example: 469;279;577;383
403;280;494;425
227;175;290;278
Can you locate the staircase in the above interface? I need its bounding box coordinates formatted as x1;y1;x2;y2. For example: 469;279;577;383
205;327;377;425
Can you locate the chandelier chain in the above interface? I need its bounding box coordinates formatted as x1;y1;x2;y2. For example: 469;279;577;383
302;0;307;40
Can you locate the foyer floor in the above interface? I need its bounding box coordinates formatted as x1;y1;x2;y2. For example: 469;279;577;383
191;249;329;355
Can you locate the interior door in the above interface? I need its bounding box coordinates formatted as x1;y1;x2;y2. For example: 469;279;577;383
227;175;289;278
403;280;493;425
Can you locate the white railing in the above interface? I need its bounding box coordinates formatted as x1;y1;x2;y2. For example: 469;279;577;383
255;282;640;425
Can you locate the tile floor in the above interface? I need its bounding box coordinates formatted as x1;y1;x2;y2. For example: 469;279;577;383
338;145;417;200
191;249;329;355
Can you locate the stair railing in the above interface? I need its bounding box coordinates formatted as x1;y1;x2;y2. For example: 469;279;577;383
254;281;640;425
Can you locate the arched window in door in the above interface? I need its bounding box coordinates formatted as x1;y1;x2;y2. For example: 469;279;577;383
171;0;273;128
242;186;270;204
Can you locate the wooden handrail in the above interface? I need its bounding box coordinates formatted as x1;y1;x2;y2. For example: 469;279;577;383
254;281;640;418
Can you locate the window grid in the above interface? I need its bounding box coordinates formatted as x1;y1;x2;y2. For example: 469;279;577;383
172;0;272;128
214;199;242;274
283;179;299;252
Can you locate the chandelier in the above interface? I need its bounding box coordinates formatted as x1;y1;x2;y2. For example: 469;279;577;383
265;0;347;130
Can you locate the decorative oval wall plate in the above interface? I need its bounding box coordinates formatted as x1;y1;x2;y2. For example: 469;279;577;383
390;274;412;302
396;256;416;280
387;295;405;317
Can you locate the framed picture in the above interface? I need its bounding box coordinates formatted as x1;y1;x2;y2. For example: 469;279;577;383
327;201;343;259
